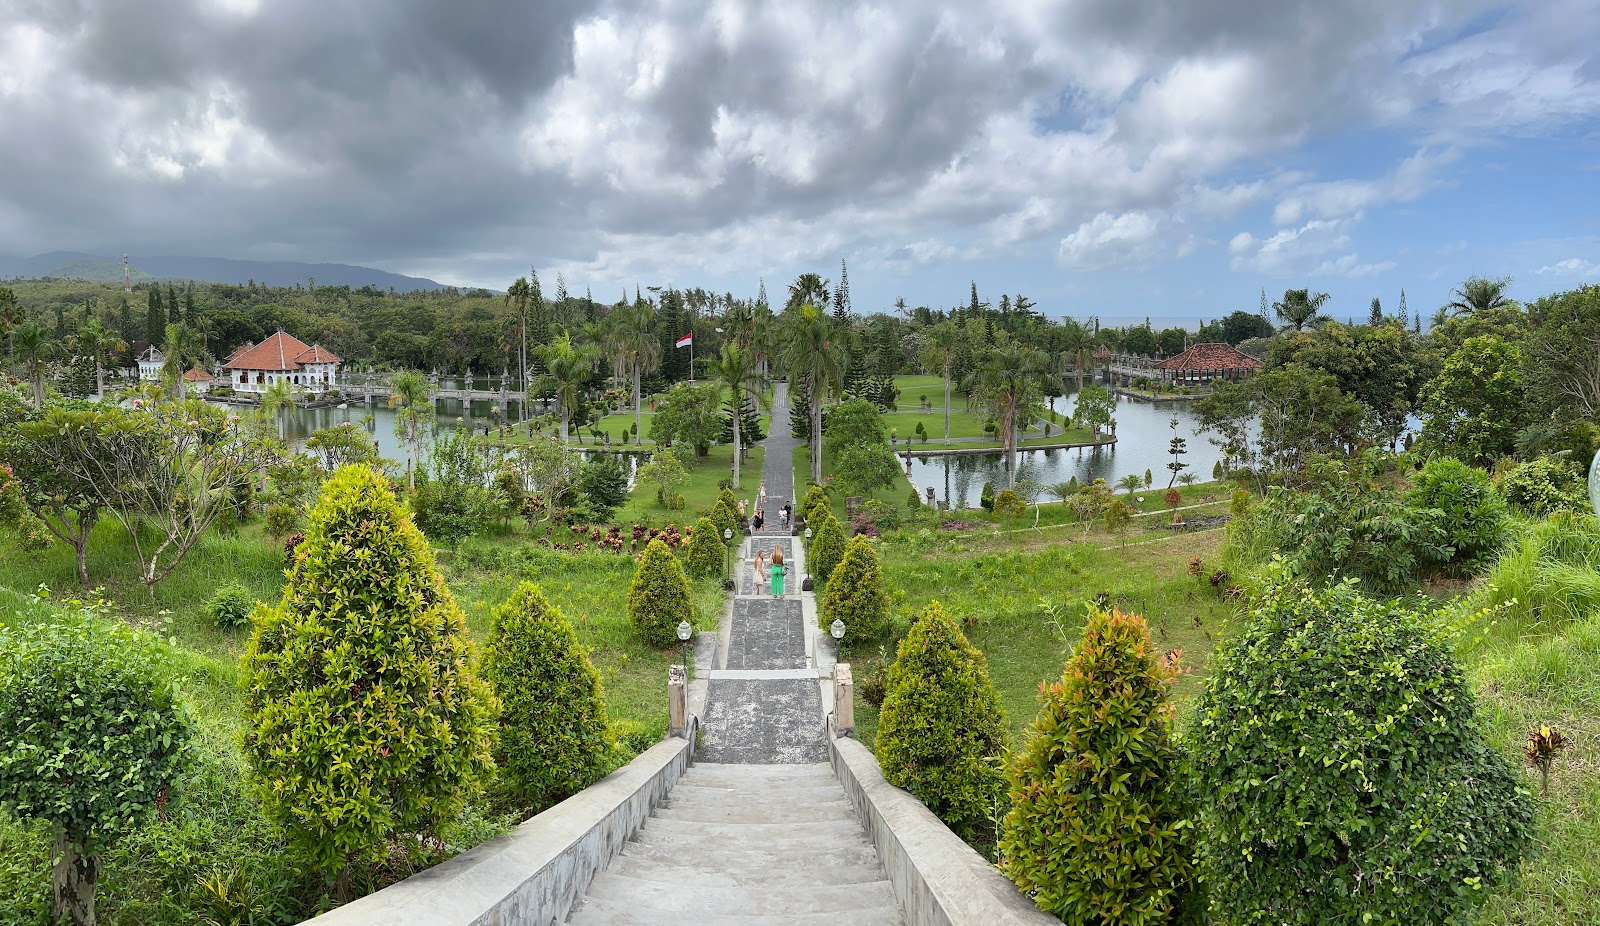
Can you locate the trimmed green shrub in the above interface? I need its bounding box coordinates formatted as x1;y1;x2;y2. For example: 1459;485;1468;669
205;582;257;628
992;488;1026;522
907;487;922;510
1495;456;1585;516
808;512;848;586
0;610;192;926
820;534;890;642
628;538;695;647
980;481;996;511
482;582;611;813
717;487;738;517
800;484;830;525
1406;455;1509;573
263;500;299;539
241;465;496;895
1000;609;1191;924
876;601;1006;846
1188;575;1534;926
709;499;738;541
683;516;726;578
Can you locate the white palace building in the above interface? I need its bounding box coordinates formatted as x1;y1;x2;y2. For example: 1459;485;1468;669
222;330;343;395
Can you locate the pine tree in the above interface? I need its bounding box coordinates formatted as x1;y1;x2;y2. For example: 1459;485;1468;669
166;284;179;324
1368;296;1382;325
145;289;164;347
819;534;890;641
832;259;851;323
184;286;196;326
1398;288;1409;330
1259;287;1269;320
718;396;765;446
756;277;769;311
790;380;813;442
808;512;847;585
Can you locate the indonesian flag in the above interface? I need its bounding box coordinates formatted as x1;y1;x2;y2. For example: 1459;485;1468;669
675;332;693;348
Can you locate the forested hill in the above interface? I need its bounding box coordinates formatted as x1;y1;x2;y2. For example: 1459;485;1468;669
0;251;448;292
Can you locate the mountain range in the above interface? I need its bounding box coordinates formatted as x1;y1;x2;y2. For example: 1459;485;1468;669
0;251;450;291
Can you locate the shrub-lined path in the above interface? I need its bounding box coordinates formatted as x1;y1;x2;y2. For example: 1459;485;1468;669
566;383;905;924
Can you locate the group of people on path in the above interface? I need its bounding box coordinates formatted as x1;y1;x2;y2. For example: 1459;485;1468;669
750;482;788;597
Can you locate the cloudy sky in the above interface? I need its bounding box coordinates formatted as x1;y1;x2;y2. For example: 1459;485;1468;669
2;0;1598;322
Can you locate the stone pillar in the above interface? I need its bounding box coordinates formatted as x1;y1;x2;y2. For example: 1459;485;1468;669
668;664;688;738
833;663;854;737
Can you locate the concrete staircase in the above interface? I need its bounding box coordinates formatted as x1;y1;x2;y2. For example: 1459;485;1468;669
566;763;902;925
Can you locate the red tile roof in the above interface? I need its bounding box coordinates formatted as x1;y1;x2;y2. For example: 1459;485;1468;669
223;330;340;371
1154;342;1261;372
182;366;214;382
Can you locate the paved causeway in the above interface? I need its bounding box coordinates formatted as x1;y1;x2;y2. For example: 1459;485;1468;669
566;383;903;925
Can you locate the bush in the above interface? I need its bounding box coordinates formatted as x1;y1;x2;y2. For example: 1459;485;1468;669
1406;455;1510;573
999;609;1191;924
1188;576;1534;926
820;534;891;643
241;465;496;894
808;512;848;586
627;539;694;647
263;500;299;539
992;488;1026;522
576;456;628;522
481;582;611;813
1228;488;1251;517
907;487;922;510
682;516;726;578
1496;456;1586;516
709;498;738;541
800;484;831;525
0;610;193;926
980;481;996;511
205;583;257;628
876;601;1006;847
717;486;738;516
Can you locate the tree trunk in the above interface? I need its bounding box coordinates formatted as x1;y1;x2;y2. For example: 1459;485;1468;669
94;361;104;400
32;372;44;407
810;385;823;485
559;403;569;443
75;538;89;586
633;366;642;445
731;394;742;489
942;369;951;444
51;833;98;926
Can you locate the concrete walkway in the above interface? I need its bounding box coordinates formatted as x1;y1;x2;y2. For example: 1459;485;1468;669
565;383;904;924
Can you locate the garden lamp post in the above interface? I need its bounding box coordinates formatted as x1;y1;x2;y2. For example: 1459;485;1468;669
831;618;846;653
676;620;692;673
723;527;733;575
804;527;813;583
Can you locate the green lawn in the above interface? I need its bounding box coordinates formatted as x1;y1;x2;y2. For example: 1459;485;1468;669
0;513;728;923
791;443;916;522
615;443;764;528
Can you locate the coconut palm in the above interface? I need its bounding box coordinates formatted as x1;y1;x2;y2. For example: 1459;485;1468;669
9;321;61;406
160;323;207;401
1273;289;1331;331
1117;473;1144;498
260;379;301;442
786;273;830;314
1443;275;1515;318
971;343;1053;486
781;304;848;484
616;302;660;444
706;342;766;489
388;368;435;490
1058;318;1093;390
71;319;124;400
917;321;961;444
534;334;597;443
506;276;532;391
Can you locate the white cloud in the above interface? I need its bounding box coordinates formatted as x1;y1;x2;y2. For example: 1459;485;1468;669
1058;212;1163;270
1538;257;1600;277
1271;147;1459;224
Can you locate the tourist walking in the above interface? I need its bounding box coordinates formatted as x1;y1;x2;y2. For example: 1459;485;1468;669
769;546;786;597
759;481;767;509
753;549;767;595
753;508;764;532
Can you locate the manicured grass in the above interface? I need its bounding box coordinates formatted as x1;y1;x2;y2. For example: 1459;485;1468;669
853;530;1234;747
891;375;949;410
615;443;765;527
791;443;916;522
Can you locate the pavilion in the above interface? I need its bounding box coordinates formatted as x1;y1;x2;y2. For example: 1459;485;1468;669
1153;342;1260;388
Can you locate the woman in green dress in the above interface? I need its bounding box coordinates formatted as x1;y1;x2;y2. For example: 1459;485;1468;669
769;546;785;597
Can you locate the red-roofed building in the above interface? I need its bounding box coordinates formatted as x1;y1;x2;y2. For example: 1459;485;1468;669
222;330;343;395
1153;342;1260;387
182;366;215;395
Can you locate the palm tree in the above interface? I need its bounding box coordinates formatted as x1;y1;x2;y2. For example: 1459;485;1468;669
260;379;301;441
786;273;830;314
917;321;961;444
706;343;766;489
388;369;435;490
1117;473;1144;498
780;304;848;484
617;302;660;444
534;334;597;443
160;323;206;401
971;343;1053;485
1273;289;1331;331
10;321;61;406
1443;275;1514;318
506;276;531;392
71;319;124;400
1058;318;1093;390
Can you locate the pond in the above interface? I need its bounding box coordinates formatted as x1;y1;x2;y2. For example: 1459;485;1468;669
905;393;1227;509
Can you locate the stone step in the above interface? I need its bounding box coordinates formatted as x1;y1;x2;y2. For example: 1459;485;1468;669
605;853;891;890
615;840;885;880
667;781;849;803
680;762;835;783
654;796;856;825
567;896;904;926
631;816;871;848
582;872;901;917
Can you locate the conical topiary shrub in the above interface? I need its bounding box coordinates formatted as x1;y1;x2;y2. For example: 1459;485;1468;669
483;582;612;813
709;498;738;541
628;538;695;647
683;516;726;578
809;512;847;587
819;533;890;642
876;601;1006;846
717;486;738;517
800;484;830;525
242;464;495;894
999;608;1192;924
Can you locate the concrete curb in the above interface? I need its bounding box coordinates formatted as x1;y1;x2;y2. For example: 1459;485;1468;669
828;733;1055;926
299;730;697;926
